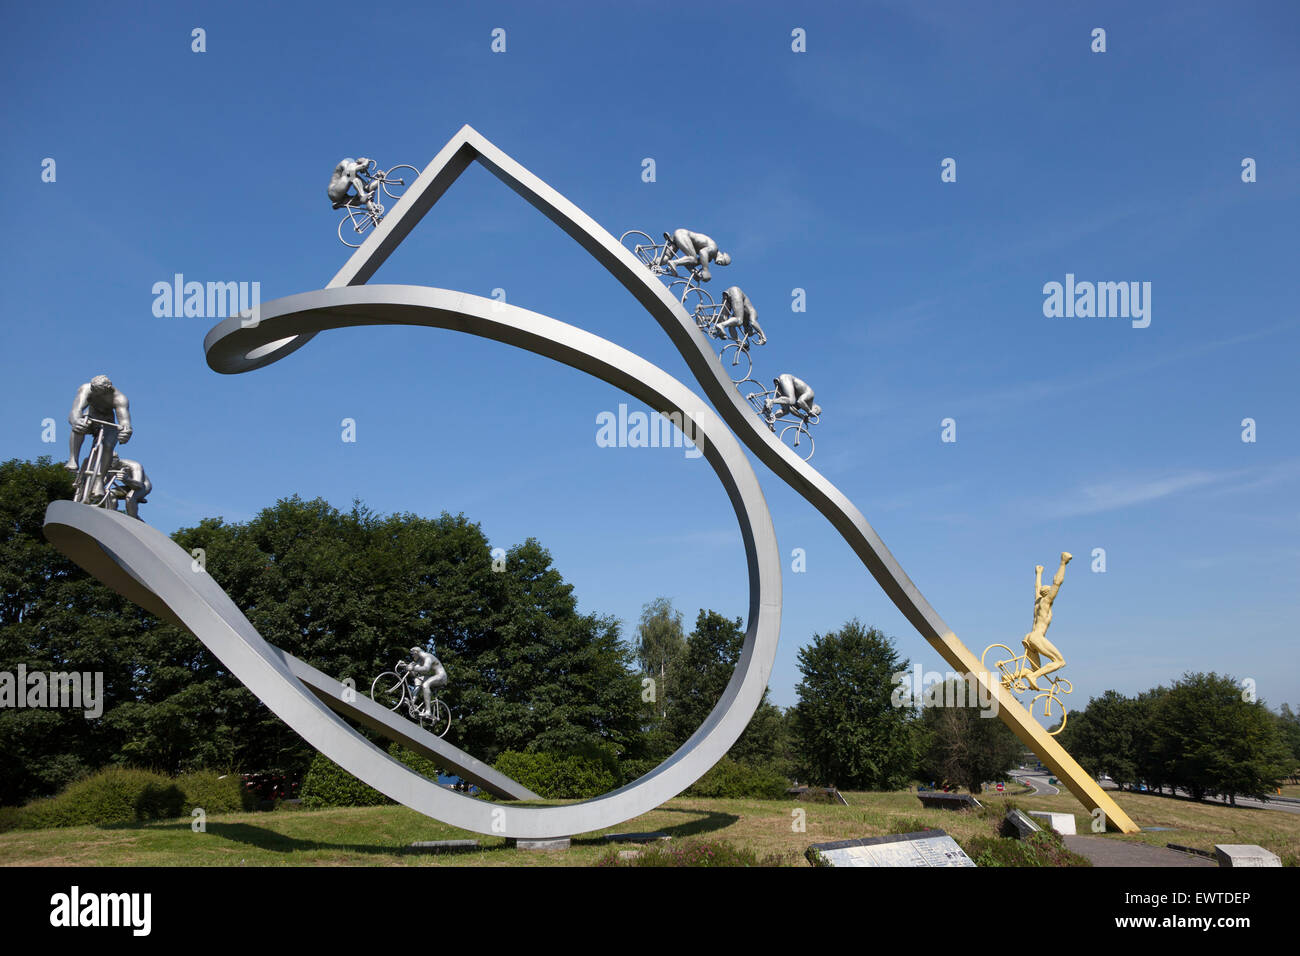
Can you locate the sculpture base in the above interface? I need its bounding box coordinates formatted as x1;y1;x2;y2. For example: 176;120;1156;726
508;837;571;851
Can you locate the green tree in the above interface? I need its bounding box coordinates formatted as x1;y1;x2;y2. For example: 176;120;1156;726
1275;704;1300;783
1151;672;1291;803
917;679;1021;793
1;460;646;798
634;597;685;720
667;610;785;769
791;619;916;790
1060;690;1140;789
1130;686;1169;794
0;458;154;803
168;499;648;768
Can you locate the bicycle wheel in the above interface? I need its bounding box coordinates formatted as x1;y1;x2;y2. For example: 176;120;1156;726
1030;690;1068;735
619;231;660;269
430;698;452;738
669;278;706;303
370;671;406;711
681;287;716;332
378;165;420;200
980;644;1017;679
80;440;111;506
720;342;753;382
779;421;815;461
338;209;376;248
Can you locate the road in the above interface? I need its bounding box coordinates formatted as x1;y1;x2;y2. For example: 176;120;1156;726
1010;770;1300;814
1009;769;1059;795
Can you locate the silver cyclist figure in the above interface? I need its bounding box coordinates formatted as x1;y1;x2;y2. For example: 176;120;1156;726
400;645;448;720
714;286;766;345
107;454;151;520
328;157;380;218
662;228;731;282
65;375;132;497
764;373;821;424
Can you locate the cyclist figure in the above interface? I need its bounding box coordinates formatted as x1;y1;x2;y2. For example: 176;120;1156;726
65;375;132;497
1022;552;1071;690
328;157;380;217
402;645;448;719
107;454;151;520
714;286;766;345
763;373;821;425
662;228;731;282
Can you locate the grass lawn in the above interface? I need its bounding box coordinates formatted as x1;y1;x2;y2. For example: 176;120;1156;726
1;785;1296;866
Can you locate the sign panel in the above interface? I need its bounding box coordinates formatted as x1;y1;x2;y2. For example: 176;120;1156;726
807;829;976;867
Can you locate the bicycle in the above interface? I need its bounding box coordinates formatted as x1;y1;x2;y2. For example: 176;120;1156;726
337;161;421;247
680;286;720;335
743;387;818;461
980;643;1073;736
619;231;709;302
717;326;766;383
72;418;127;507
370;662;452;737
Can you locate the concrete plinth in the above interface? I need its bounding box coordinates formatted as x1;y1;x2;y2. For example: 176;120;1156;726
408;840;479;851
1005;809;1041;839
1214;844;1281;867
1029;811;1077;835
509;837;571;851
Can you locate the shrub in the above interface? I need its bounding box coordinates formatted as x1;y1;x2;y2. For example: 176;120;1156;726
10;767;185;829
962;828;1092;867
176;771;252;815
596;837;789;867
684;758;789;799
298;744;446;809
619;757;661;786
388;743;441;781
892;816;933;834
300;753;389;808
493;751;616;799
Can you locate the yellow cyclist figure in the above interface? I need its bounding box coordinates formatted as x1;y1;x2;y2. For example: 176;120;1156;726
1022;551;1071;690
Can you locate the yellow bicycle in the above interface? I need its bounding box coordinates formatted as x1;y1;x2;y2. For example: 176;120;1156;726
980;643;1072;735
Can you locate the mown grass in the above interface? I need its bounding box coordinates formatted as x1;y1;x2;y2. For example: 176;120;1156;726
1;785;1296;866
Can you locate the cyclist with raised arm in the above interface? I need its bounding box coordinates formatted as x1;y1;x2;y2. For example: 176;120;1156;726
662;228;731;282
328;157;380;217
1022;552;1071;690
65;375;132;497
400;645;448;720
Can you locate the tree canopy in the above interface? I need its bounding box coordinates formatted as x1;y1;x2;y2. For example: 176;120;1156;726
791;619;916;790
0;458;644;800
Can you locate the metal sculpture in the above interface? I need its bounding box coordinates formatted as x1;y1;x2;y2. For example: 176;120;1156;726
982;553;1075;735
331;157;421;247
45;124;1137;837
66;376;131;493
50;282;783;839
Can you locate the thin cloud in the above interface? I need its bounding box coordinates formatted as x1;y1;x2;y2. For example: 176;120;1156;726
1042;459;1300;518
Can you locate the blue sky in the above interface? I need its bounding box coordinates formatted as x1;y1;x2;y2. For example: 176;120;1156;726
3;1;1297;721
